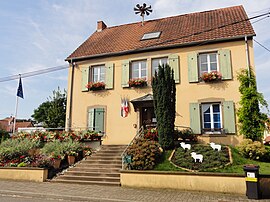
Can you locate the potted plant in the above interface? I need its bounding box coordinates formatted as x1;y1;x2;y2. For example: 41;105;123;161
128;78;147;88
86;81;106;91
50;152;63;169
201;71;222;82
82;145;92;158
66;151;78;165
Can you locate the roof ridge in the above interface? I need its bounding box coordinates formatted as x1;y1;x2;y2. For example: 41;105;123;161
103;5;244;31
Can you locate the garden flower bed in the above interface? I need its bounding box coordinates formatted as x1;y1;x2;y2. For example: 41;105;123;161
0;130;95;181
170;144;231;171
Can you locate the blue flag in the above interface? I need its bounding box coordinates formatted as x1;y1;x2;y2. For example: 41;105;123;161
17;77;24;99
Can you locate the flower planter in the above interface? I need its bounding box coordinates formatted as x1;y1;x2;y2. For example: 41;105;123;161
201;71;222;82
86;82;106;91
128;78;147;88
52;159;61;169
67;156;76;165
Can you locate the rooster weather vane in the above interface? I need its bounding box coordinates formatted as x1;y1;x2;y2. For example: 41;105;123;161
134;3;152;26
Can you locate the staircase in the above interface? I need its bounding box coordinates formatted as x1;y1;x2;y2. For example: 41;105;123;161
51;145;126;186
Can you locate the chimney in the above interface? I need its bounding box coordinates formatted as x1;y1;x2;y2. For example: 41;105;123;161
97;21;107;32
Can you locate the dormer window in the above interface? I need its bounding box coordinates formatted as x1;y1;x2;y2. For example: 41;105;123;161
141;31;161;40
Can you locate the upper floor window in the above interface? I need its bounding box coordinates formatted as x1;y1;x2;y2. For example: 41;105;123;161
131;60;147;79
152;57;168;76
201;103;222;132
92;65;105;83
199;52;218;75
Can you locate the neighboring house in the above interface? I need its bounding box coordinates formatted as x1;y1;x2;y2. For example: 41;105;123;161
0;117;33;133
0;117;14;133
65;6;255;146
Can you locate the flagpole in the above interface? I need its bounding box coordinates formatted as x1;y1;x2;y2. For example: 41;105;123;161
13;95;19;134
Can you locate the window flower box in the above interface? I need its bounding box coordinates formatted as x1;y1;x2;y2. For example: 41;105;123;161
128;78;147;88
201;71;222;82
86;82;105;91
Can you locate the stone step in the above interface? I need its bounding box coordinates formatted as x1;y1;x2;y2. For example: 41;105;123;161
57;175;120;183
95;150;124;154
51;179;120;186
69;167;121;173
65;171;120;178
82;159;121;164
75;163;122;169
89;156;122;161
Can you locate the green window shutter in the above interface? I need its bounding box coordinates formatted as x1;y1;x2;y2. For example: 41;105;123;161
188;52;199;83
94;108;105;133
81;67;89;92
218;49;232;80
121;60;130;88
105;62;114;89
223;101;236;134
87;108;94;130
189;103;201;134
168;54;180;84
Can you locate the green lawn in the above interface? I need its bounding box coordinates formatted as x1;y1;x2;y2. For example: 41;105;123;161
154;147;270;175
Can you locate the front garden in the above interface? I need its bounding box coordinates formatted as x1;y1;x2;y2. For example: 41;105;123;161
0;130;96;178
124;128;270;175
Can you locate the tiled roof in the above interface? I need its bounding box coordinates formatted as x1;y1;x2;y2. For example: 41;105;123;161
67;5;255;60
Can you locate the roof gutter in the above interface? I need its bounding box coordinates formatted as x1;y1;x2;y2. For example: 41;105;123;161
66;34;255;62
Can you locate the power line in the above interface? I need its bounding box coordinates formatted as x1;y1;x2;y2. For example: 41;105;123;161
254;39;270;53
0;64;69;82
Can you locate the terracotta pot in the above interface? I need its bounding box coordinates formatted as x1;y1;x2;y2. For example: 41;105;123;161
53;159;61;169
67;155;76;165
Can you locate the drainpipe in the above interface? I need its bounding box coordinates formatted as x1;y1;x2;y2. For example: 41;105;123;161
67;59;75;131
245;35;251;79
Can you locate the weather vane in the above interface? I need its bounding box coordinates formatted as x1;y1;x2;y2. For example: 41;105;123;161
134;3;152;26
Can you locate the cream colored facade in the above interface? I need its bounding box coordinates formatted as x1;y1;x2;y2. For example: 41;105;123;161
66;39;254;146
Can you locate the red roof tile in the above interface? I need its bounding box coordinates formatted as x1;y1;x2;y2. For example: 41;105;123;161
67;5;255;60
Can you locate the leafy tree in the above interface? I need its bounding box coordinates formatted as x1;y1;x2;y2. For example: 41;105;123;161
32;87;66;128
237;69;269;141
152;64;176;149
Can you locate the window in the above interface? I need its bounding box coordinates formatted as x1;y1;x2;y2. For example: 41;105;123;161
199;52;218;75
92;65;105;82
201;103;222;132
141;32;161;40
131;60;147;79
88;107;105;134
152;57;168;76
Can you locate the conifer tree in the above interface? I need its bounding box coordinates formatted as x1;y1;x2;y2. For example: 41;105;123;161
152;64;176;149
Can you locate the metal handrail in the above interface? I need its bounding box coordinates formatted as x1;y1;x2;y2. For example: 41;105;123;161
121;125;144;170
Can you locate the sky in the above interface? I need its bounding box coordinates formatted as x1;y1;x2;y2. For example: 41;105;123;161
0;0;269;120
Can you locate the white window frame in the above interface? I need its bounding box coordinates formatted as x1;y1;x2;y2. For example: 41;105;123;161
201;103;222;133
151;57;168;76
92;65;105;83
131;60;147;79
199;52;219;75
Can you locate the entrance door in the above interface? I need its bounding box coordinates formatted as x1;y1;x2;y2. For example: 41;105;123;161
141;107;156;129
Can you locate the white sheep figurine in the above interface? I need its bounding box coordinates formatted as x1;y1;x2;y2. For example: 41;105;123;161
190;152;203;163
210;142;221;151
180;142;191;150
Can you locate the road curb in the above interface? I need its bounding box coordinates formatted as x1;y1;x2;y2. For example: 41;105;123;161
0;190;137;202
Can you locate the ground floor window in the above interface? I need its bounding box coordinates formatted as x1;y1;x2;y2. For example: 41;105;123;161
201;103;222;132
87;107;105;134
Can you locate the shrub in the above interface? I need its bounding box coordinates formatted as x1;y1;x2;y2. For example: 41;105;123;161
174;129;197;143
0;129;10;143
144;128;158;141
126;137;163;170
237;139;266;160
62;140;82;155
41;140;65;159
0;138;40;161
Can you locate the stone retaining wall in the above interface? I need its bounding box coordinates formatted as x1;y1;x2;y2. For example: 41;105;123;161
0;167;48;182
